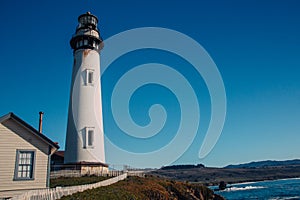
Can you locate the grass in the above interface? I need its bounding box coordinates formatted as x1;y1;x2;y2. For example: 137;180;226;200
59;176;224;200
50;176;110;188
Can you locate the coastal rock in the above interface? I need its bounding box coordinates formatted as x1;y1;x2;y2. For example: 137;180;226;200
219;181;227;190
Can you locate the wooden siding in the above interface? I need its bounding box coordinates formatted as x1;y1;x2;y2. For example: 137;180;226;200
0;119;50;197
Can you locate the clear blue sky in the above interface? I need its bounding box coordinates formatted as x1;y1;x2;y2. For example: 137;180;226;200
0;0;299;168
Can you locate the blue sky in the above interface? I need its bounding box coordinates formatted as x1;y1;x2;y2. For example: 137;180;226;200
0;0;299;168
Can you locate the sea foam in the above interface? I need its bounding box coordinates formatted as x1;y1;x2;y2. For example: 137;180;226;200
224;186;265;192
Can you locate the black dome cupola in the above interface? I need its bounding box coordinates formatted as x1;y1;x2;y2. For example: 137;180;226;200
70;12;103;52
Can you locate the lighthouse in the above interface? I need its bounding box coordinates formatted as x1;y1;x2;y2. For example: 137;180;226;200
64;12;107;174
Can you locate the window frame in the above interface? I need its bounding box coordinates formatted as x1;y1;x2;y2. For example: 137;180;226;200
87;129;94;147
14;150;36;181
85;69;95;86
83;127;95;148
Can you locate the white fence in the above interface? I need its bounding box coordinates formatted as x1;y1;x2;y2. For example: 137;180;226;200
50;170;124;178
50;170;81;178
127;170;145;177
11;173;127;200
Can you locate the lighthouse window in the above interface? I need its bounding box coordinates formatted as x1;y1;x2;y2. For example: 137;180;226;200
88;71;93;84
80;17;87;24
84;40;88;46
87;129;94;147
85;69;94;85
89;40;93;46
84;127;95;148
87;16;92;24
91;17;95;24
79;40;83;47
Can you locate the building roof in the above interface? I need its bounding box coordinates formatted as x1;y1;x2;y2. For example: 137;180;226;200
54;150;65;158
0;112;59;150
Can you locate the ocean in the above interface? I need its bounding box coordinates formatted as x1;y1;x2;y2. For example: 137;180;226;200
212;178;300;200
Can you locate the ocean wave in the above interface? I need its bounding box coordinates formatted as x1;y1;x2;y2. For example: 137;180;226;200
269;196;300;200
275;177;300;181
223;186;265;192
231;181;257;186
231;177;300;186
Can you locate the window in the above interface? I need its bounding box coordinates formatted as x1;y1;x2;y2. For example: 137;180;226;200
87;129;94;147
88;71;93;84
91;17;96;25
87;16;92;24
14;150;35;180
85;69;94;85
83;127;94;148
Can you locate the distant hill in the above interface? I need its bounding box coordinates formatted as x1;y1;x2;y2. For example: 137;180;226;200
161;164;205;170
150;159;300;185
225;159;300;169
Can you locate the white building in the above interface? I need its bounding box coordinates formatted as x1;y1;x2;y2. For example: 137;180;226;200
0;112;59;199
64;12;108;173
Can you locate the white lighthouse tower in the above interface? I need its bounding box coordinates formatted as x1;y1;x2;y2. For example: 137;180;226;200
64;12;107;173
